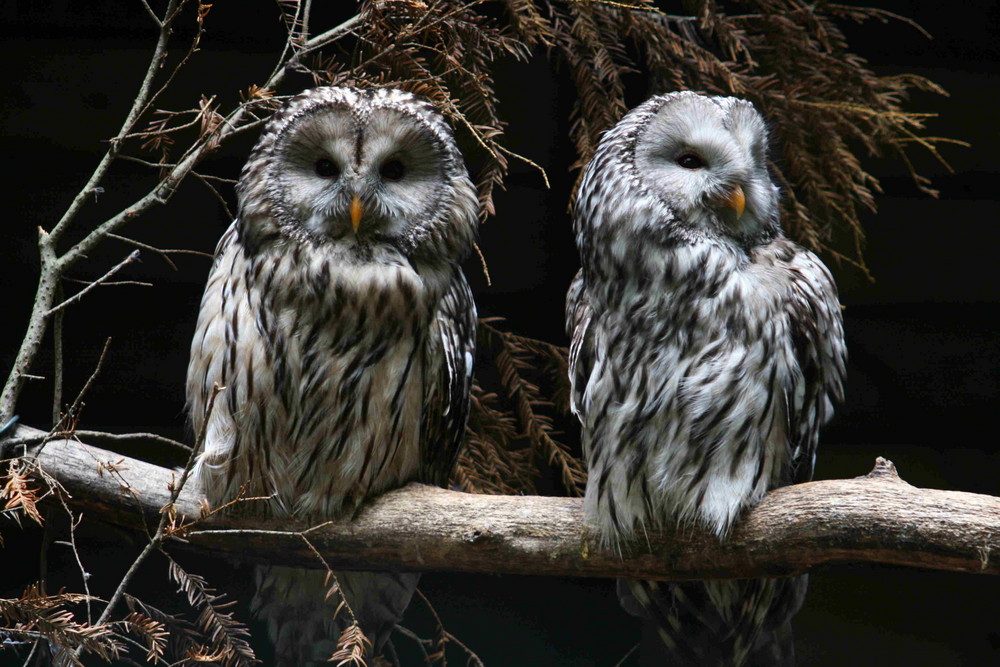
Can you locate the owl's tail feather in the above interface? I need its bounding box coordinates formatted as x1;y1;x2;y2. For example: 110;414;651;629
254;565;419;667
619;575;807;667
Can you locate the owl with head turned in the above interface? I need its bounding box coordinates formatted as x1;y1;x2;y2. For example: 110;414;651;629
567;91;847;665
186;86;478;665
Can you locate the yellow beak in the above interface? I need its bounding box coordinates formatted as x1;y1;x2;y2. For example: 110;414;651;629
350;195;363;233
721;184;746;219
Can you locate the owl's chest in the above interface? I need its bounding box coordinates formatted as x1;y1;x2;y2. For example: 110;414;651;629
236;258;437;516
591;263;793;413
265;249;433;322
255;259;431;377
255;258;435;408
582;259;798;532
600;246;785;348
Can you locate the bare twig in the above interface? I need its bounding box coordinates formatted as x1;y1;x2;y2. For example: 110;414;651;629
104;232;213;271
0;429;192;456
612;642;640;667
138;0;162;28
0;4;360;424
394;625;433;664
51;285;64;429
414;588;482;666
48;0;185;246
75;430;193;454
47;252;142;317
192;171;235;220
53;506;93;624
63;279;154;288
52;338;113;440
73;383;222;659
410;590;484;667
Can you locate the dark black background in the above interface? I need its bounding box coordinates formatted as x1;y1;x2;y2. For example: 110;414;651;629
2;1;999;665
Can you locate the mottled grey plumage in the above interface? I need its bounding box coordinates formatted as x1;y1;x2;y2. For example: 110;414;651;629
187;86;478;665
567;92;846;665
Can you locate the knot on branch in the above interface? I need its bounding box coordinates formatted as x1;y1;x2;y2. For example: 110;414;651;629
868;456;898;478
861;457;909;484
464;528;491;544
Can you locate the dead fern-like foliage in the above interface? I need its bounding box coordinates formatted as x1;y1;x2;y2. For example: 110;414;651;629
165;557;257;666
459;320;586;497
123;611;170;664
295;534;374;665
453;382;536;494
2;459;45;526
0;584;121;666
124;594;206;665
330;621;372;667
501;0;956;274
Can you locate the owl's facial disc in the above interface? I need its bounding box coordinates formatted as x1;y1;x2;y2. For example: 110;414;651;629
633;95;778;240
275;107;356;239
673;149;746;220
276;104;448;244
358;108;448;238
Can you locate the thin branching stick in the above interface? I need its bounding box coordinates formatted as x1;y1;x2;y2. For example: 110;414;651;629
0;5;365;425
52;507;93;624
69;383;223;661
0;0;184;422
46;252;141;318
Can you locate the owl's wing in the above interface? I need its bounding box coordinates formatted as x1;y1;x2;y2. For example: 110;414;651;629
419;268;477;487
566;268;595;420
781;241;847;485
186;221;238;435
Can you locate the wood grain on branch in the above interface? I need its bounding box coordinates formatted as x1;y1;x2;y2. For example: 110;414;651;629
8;425;1000;581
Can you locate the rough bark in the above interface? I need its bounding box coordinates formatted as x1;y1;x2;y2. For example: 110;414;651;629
7;425;1000;580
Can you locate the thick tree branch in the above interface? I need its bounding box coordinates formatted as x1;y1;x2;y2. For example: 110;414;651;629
6;425;999;581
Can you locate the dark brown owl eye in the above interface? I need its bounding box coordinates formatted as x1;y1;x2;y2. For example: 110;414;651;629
380;159;405;181
677;153;705;170
314;158;339;179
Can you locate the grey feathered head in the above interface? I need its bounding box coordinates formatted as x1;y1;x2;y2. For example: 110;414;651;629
235;86;478;262
575;91;782;263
